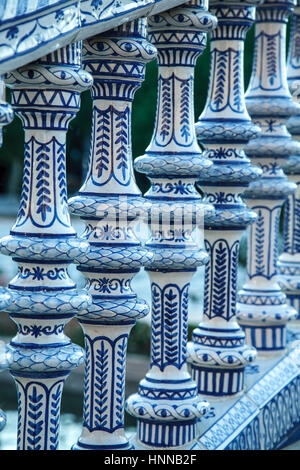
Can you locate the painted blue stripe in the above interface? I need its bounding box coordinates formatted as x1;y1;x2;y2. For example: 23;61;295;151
75;441;130;450
144;377;191;384
10;340;72;349
8;284;74;291
11;370;69;379
10;231;76;238
78;318;136;326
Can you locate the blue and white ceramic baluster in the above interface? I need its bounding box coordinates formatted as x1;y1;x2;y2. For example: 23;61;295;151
0;78;14;432
187;0;262;397
278;2;300;321
0;77;13;316
237;0;300;352
68;19;156;451
126;0;216;449
0;43;92;450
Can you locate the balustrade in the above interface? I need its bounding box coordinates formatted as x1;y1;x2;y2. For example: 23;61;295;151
237;0;300;352
0;0;300;452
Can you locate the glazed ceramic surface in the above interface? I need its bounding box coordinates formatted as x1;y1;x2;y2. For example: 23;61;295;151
0;79;14;433
125;0;216;449
237;0;300;352
0;42;92;450
277;1;300;319
187;0;262;397
0;0;300;452
0;0;188;75
68;18;156;450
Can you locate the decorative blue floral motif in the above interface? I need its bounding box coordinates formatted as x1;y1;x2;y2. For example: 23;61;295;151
18;266;67;282
17;324;65;339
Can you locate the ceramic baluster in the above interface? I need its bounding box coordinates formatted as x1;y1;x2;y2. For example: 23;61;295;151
237;0;300;352
68;19;156;450
125;0;216;449
187;0;262;397
0;78;14;432
0;43;92;450
277;2;300;320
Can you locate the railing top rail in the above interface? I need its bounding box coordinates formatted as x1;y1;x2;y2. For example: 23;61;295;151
0;0;186;75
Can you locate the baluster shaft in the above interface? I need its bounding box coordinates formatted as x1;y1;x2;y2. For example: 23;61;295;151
278;2;300;319
0;43;92;450
126;0;216;449
187;0;261;397
68;19;156;450
237;0;300;352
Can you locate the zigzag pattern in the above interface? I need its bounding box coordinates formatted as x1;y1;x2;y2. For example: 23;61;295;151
294;197;300;254
164;287;179;366
16;139;31;222
212;49;227;110
93;340;109;430
27;386;44;450
204;240;212;318
283;196;292;253
179;78;190;142
232;49;242;112
151;284;161;368
160;75;172;142
254;209;265;276
49;384;62;450
95;107;110;179
230;241;239;320
16;386;22;449
115;108;129;181
12;89;79;109
115;337;127;428
36;142;52;222
83;339;91;427
56;140;67;209
212;241;228;319
266;33;278;86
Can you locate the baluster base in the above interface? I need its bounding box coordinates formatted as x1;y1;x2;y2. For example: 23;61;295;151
136;419;198;448
241;324;287;352
187;325;256;396
126;379;209;449
191;366;245;397
237;290;297;351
